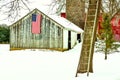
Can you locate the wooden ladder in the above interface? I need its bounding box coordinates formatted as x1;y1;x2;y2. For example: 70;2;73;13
76;0;101;76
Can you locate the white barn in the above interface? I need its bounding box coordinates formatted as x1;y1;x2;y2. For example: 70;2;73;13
10;8;83;51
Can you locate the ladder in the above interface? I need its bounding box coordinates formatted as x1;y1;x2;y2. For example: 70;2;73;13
76;0;101;76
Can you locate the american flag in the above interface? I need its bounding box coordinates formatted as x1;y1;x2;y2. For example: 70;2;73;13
32;14;42;34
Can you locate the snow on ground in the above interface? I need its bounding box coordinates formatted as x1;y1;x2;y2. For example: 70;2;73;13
0;43;120;80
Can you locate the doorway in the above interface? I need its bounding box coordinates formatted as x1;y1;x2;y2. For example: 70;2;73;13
68;31;71;49
77;34;81;43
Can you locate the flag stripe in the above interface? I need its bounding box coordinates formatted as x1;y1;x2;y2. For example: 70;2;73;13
32;14;42;34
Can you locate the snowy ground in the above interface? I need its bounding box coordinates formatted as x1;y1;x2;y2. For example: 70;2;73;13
0;43;120;80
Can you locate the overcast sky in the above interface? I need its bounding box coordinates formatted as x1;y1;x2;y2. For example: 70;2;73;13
0;0;53;25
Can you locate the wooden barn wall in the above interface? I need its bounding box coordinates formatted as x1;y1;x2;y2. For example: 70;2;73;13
10;11;64;51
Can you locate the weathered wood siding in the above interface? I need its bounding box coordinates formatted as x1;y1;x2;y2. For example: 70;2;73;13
10;10;65;51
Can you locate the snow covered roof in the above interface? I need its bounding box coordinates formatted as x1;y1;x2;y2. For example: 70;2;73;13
10;8;84;33
48;15;84;33
36;8;83;33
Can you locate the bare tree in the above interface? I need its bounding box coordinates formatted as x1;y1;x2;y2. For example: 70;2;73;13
102;0;120;19
48;0;66;15
0;0;30;21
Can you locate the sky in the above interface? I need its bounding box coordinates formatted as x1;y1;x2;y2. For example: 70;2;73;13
0;0;53;25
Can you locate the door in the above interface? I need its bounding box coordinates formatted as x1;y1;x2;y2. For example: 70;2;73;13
68;31;71;49
77;34;81;43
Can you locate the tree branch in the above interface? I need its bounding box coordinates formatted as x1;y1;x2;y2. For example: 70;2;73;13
0;0;30;22
111;8;120;20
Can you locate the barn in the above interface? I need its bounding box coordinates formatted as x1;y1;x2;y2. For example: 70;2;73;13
111;13;120;41
10;8;83;51
97;13;120;41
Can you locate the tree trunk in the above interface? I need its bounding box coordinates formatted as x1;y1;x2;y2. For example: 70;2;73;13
105;43;108;60
75;0;102;76
105;46;107;60
105;54;107;60
66;0;85;29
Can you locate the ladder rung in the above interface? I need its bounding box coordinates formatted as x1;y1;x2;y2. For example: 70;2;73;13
82;47;90;50
87;15;95;16
86;22;94;25
85;27;93;30
85;25;94;28
84;35;92;38
82;45;90;48
83;39;91;41
84;29;91;32
83;39;92;42
87;15;95;18
84;27;93;30
88;10;96;15
87;19;95;21
82;42;91;45
87;16;95;19
84;33;92;37
83;43;90;46
89;4;96;6
80;62;89;64
89;0;97;4
80;61;89;65
80;58;89;62
82;46;90;50
84;36;92;43
88;9;96;10
86;21;94;23
87;14;95;17
89;5;96;8
82;50;89;53
77;70;87;73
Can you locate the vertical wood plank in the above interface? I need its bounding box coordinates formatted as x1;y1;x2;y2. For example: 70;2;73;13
55;25;58;49
29;15;32;48
45;18;50;48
